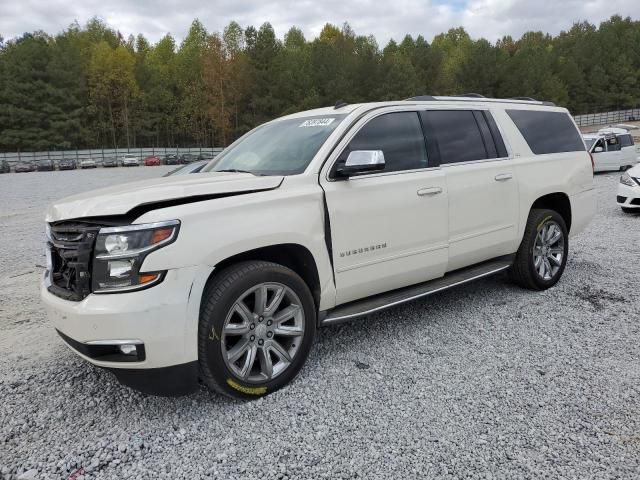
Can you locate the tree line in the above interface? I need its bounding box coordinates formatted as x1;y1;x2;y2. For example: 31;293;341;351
1;15;639;152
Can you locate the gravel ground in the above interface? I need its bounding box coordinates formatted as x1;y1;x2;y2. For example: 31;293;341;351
1;168;639;480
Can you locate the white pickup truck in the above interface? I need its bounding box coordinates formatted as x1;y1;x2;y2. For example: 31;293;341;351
42;96;595;399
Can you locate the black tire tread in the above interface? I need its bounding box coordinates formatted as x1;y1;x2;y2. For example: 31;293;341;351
509;208;567;291
198;260;313;399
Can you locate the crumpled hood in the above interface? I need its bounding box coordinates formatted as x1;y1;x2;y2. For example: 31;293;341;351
46;172;283;222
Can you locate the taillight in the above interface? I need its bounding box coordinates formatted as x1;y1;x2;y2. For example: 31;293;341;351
588;152;594;173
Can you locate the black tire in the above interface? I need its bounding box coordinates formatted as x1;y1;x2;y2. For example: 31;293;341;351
621;206;639;214
198;261;316;400
509;208;569;290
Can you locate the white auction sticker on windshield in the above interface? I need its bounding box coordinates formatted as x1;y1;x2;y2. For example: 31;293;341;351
299;118;335;127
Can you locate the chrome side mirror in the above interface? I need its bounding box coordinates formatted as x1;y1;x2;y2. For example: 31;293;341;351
594;146;604;153
336;150;385;177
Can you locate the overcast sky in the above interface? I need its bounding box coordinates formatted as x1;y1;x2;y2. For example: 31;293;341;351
2;0;640;46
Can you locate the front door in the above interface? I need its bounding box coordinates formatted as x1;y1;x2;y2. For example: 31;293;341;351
321;111;449;305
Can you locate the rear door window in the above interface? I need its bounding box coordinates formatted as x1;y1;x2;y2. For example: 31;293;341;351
421;110;493;164
506;110;585;154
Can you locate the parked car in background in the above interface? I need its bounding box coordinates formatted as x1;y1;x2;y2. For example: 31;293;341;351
122;154;140;167
583;128;637;172
617;164;640;213
15;161;35;173
37;159;55;171
58;158;77;170
164;154;180;165
144;155;161;166
1;159;11;173
80;158;97;169
163;160;208;176
180;153;198;164
42;96;595;399
102;156;118;168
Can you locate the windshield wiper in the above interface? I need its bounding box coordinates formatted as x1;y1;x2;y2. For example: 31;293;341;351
215;169;262;176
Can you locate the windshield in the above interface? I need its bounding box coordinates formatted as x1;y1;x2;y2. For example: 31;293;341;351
583;138;595;150
205;114;346;175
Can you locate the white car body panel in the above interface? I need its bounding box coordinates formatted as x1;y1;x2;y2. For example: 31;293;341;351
122;155;141;166
617;164;640;209
42;98;596;376
45;173;282;221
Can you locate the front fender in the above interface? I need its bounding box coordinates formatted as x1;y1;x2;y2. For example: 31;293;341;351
134;181;337;310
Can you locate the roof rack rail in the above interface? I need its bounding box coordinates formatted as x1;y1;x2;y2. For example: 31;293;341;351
334;100;349;109
404;94;556;107
405;95;436;101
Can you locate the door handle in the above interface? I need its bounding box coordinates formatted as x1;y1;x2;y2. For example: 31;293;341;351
417;187;443;196
494;173;513;182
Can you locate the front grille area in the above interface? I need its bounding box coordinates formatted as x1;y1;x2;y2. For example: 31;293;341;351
631;198;640;206
47;222;102;301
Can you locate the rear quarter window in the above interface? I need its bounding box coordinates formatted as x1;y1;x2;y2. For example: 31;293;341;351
506;110;585;155
619;134;634;148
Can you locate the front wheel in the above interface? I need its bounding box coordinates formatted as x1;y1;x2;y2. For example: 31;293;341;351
198;261;316;399
509;209;569;290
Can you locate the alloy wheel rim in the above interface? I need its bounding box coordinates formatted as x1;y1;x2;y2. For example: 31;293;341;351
533;220;565;281
221;282;305;383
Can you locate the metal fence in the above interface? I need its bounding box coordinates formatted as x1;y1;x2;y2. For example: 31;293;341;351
574;108;640;127
0;147;224;171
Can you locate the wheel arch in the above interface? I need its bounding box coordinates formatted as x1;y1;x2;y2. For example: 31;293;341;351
202;243;322;311
530;192;572;232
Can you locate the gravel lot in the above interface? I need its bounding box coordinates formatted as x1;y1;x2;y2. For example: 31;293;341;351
1;168;639;480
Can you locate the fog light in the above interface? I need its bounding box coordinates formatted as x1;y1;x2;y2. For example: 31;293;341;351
119;344;137;355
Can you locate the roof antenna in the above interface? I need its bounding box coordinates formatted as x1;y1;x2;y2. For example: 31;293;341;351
334;100;348;109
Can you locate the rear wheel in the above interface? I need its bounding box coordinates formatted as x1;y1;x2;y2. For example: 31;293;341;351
198;261;316;399
509;209;568;290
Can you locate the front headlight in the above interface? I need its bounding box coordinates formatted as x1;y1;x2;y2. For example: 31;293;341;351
620;172;637;187
92;220;180;293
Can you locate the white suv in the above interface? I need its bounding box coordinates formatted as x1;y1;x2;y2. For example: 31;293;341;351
583;127;637;172
42;97;595;398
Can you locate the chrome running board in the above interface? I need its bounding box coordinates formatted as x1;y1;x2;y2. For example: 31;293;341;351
320;255;514;327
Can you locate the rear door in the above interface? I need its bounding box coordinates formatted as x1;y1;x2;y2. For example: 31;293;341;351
605;135;623;169
421;109;519;271
619;134;637;167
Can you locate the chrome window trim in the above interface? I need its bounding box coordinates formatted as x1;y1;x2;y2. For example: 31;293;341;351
345;166;442;181
440;157;512;168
